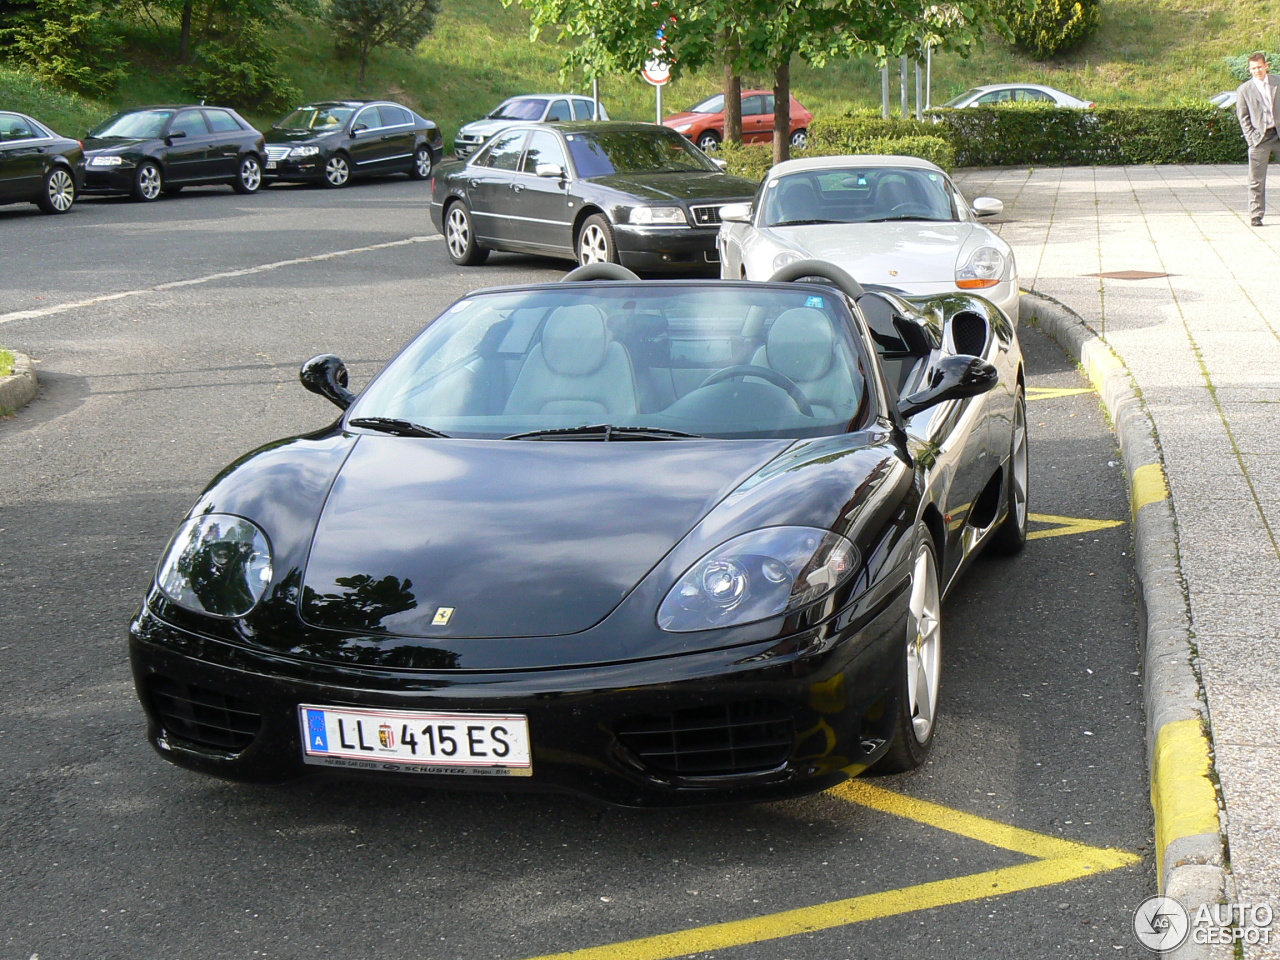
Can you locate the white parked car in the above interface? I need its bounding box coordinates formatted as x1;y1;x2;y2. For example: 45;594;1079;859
453;95;608;158
1210;91;1238;110
942;83;1094;109
717;155;1020;324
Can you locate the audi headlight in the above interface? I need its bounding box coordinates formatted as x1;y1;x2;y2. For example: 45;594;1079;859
956;245;1006;289
156;514;273;618
630;205;688;226
87;156;125;167
289;145;321;157
771;250;805;272
657;527;860;632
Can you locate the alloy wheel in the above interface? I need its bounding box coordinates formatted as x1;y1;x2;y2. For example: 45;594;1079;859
47;169;74;211
239;157;262;192
414;148;432;178
446;206;470;260
578;223;609;264
905;540;942;744
138;164;162;201
1010;396;1029;532
325;156;350;187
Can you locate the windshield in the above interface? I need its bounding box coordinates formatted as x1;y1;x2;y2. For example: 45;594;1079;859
942;88;983;107
274;106;355;131
90;110;175;139
489;98;547;121
349;284;872;440
761;167;959;226
688;94;725;114
565;129;720;177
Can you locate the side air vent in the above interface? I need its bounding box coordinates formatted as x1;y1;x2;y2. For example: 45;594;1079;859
613;700;794;777
149;677;261;752
949;311;989;356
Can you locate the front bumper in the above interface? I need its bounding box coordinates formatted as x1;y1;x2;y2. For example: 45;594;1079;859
613;224;723;275
128;588;909;807
81;164;137;194
263;155;325;182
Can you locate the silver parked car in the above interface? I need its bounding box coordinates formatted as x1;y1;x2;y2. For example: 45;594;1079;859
942;83;1094;109
453;94;609;158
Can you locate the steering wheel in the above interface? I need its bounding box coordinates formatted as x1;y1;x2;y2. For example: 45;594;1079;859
699;365;814;417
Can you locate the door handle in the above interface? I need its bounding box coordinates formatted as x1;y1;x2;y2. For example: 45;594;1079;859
510;183;524;193
469;179;480;188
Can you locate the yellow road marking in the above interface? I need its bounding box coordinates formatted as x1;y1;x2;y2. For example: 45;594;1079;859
519;782;1139;960
1027;512;1125;541
1152;719;1220;888
1026;386;1094;402
1131;463;1170;515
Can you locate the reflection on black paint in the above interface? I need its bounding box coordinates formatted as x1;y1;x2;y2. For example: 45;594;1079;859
301;574;417;631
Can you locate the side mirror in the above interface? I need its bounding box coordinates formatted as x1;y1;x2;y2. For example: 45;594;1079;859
300;354;356;410
718;202;752;223
351;123;368;135
166;130;187;143
898;355;998;419
971;197;1003;217
711;157;728;171
535;162;564;179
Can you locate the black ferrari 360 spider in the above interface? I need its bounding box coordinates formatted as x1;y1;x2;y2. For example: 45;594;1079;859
129;261;1027;807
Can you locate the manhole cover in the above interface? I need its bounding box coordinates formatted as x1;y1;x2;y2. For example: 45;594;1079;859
1088;270;1171;280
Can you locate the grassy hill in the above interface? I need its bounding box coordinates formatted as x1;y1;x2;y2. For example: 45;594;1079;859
4;0;1280;143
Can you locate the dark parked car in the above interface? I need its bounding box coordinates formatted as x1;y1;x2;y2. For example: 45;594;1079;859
431;121;758;273
128;260;1027;807
264;100;444;188
0;111;83;214
82;105;265;201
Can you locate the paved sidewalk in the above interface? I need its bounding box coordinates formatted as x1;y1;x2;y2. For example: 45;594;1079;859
957;164;1280;954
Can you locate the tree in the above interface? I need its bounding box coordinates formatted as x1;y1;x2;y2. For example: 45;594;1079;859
997;0;1099;60
327;0;441;86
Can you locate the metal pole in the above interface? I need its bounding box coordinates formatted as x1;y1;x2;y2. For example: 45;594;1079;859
656;83;663;125
926;45;933;110
915;60;922;120
881;65;890;119
593;77;600;120
900;56;909;118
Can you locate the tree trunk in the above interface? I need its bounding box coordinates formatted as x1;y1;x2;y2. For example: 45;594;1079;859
773;58;791;166
722;28;741;146
179;0;192;61
358;50;368;87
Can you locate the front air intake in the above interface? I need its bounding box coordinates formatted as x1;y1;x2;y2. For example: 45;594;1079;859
613;700;794;777
149;677;261;752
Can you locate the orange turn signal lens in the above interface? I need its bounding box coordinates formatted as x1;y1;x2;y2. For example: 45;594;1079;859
956;279;1000;289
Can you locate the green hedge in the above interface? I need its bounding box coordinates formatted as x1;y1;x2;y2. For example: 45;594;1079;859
719;135;955;182
927;104;1246;166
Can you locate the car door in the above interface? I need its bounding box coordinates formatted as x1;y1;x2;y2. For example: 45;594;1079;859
346;105;395;173
202;108;247;178
465;129;528;246
373;104;417;172
741;95;769;142
165;109;214;182
0;113;44;201
509;129;574;253
543;99;572;123
1015;88;1054;104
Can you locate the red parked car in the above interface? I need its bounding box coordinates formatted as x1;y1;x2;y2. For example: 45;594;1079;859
663;90;813;153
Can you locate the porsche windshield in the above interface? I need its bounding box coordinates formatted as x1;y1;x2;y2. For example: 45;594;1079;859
350;285;873;440
275;106;356;130
565;130;720;177
761;167;959;226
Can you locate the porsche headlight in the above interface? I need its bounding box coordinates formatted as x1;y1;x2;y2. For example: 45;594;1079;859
156;514;273;618
772;250;805;272
956;245;1006;289
630;205;688;226
657;527;859;632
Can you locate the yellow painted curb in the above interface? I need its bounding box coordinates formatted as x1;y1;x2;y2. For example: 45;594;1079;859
1152;718;1221;889
1131;462;1170;516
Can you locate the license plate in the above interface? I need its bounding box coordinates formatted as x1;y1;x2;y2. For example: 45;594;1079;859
266;160;278;169
299;705;532;776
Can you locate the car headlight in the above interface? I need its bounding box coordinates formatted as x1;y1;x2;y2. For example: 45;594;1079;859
630;205;688;226
87;156;125;167
771;250;805;272
289;145;321;157
956;245;1006;289
672;123;693;133
657;526;860;632
156;514;273;618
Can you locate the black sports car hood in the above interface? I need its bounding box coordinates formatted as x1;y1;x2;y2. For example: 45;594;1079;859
589;171;757;203
298;437;790;638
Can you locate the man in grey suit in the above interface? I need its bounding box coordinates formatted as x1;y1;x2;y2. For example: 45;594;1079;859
1237;52;1280;226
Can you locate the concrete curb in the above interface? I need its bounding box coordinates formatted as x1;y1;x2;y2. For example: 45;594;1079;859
0;351;37;414
1020;293;1233;958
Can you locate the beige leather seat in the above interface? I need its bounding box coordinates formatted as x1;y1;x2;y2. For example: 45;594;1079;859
504;304;639;418
750;307;863;419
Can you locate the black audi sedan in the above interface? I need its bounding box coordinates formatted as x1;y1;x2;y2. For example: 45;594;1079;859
82;105;265;201
430;121;758;273
263;101;444;188
0;111;83;214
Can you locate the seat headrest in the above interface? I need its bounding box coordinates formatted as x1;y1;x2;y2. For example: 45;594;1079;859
767;308;836;382
542;304;609;376
778;179;820;221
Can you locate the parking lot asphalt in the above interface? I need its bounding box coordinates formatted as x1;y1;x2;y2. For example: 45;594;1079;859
0;182;1151;958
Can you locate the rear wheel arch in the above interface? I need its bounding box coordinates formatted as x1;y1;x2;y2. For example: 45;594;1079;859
919;503;946;570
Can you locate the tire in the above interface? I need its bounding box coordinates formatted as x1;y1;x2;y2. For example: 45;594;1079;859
989;387;1029;554
696;130;721;153
36;165;75;214
790;128;808;149
410;145;433;180
131;160;163;202
323;153;351;188
233;154;262;194
576;213;618;266
869;524;942;775
444;200;488;266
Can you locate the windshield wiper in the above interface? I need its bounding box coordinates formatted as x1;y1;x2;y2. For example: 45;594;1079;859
348;417;450;438
773;218;841;226
504;424;703;441
865;215;943;223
